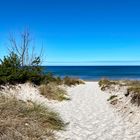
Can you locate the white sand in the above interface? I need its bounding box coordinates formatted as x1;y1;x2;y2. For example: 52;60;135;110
1;82;140;140
50;82;140;140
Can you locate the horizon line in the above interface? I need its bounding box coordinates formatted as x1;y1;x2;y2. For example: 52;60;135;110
43;60;140;64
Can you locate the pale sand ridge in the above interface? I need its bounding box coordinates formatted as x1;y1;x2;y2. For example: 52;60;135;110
2;82;140;139
51;82;140;140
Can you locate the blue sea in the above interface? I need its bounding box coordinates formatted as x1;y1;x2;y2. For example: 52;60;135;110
43;66;140;81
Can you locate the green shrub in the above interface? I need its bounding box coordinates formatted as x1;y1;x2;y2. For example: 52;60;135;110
0;52;84;86
0;52;43;85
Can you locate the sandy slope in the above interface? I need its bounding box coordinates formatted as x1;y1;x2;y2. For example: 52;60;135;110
2;82;140;140
51;82;140;140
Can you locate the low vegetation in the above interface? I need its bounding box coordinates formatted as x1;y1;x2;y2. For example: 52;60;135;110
41;73;62;85
0;50;43;85
40;83;70;101
0;95;66;139
63;76;85;86
0;52;84;87
107;95;118;101
127;86;140;106
122;80;140;87
99;78;118;91
107;94;118;105
0;30;86;139
99;78;140;106
121;80;140;106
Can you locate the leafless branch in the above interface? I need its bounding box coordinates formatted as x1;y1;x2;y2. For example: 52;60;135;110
8;29;44;66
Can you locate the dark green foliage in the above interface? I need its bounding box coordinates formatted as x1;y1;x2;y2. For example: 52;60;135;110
0;52;84;86
0;52;20;68
0;52;64;85
0;52;43;85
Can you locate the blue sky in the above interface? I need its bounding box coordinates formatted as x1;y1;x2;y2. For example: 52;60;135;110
0;0;140;65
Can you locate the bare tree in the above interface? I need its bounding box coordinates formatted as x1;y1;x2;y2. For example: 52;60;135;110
8;29;44;66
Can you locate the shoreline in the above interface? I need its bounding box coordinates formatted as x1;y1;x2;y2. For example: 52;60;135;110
84;78;140;81
45;66;140;81
82;79;140;82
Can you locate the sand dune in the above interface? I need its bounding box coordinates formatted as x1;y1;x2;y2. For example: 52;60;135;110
2;82;140;139
50;82;140;140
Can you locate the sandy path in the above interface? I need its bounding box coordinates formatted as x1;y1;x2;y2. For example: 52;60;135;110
51;82;140;140
3;82;140;139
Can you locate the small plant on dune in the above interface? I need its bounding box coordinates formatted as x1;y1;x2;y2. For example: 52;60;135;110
107;95;118;101
99;78;118;91
63;76;85;86
40;83;70;101
0;95;66;139
127;86;140;106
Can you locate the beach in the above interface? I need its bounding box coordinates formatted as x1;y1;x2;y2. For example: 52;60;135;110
49;82;140;140
1;81;140;139
1;0;140;138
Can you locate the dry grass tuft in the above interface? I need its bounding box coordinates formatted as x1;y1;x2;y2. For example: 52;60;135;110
110;99;118;105
127;86;140;106
99;78;118;91
63;77;85;86
0;95;66;140
107;95;118;101
40;83;70;101
99;79;140;106
122;80;140;106
122;80;140;87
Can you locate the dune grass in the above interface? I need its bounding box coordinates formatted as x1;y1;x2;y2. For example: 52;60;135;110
99;79;140;106
107;95;118;101
40;83;70;101
122;80;140;106
63;76;85;86
0;95;66;140
122;80;140;87
99;78;118;91
127;86;140;106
